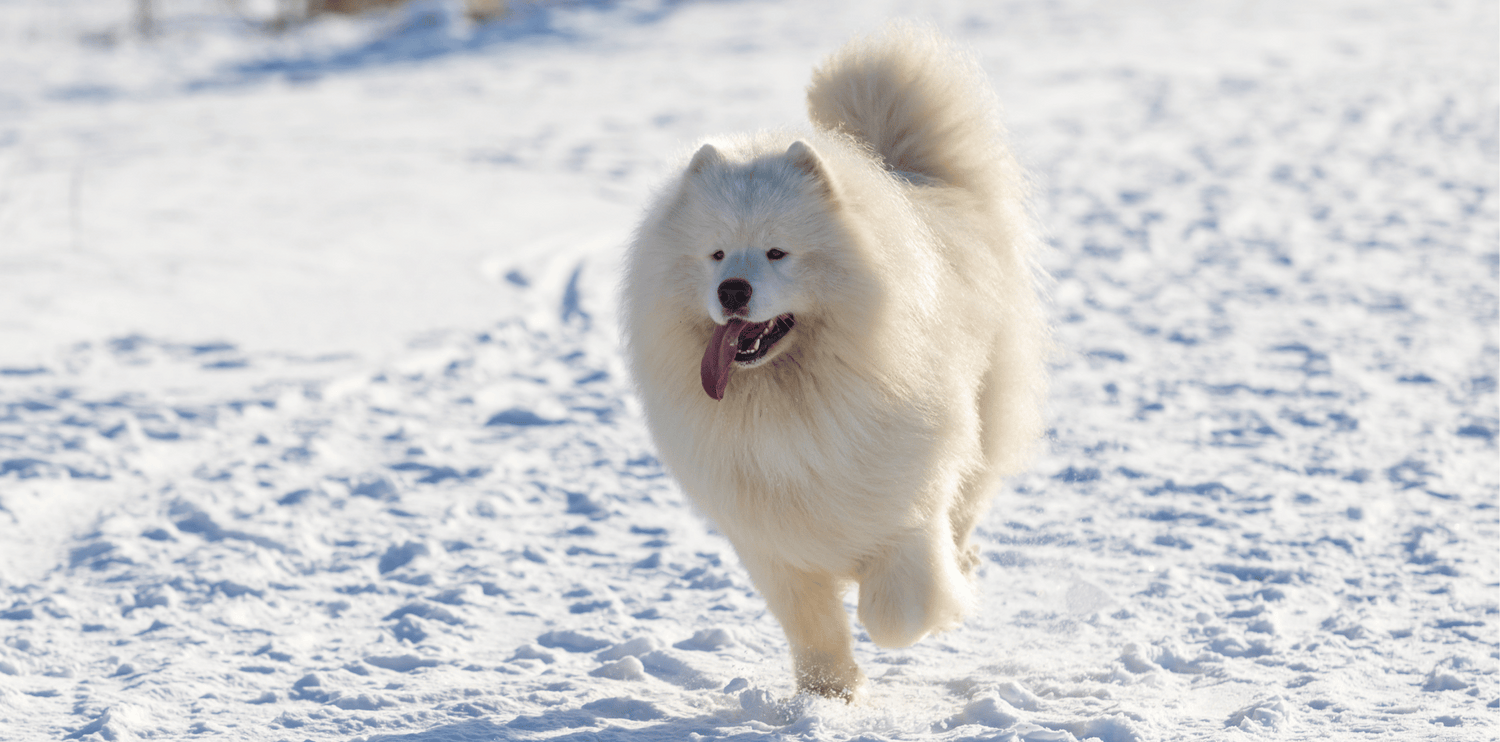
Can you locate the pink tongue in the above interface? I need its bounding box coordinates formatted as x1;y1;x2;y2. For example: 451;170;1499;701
701;319;749;400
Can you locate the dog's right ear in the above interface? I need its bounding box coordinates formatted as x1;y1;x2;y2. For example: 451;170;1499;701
687;143;723;175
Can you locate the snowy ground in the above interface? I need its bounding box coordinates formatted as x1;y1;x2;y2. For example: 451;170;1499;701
1;1;1497;740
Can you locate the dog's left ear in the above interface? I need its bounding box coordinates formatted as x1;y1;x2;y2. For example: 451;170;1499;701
785;141;839;205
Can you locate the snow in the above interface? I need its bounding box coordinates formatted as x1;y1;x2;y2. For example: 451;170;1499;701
0;0;1496;740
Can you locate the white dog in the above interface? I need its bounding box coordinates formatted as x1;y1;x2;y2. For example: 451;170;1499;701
621;23;1048;701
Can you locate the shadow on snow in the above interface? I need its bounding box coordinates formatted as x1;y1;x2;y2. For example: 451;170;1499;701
361;712;787;742
187;0;697;90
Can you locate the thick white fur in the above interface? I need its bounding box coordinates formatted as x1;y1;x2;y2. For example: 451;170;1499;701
620;23;1048;701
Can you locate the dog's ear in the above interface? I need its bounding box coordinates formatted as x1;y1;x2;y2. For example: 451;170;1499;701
687;143;723;175
785;140;839;204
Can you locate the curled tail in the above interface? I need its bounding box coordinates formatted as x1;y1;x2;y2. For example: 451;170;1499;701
806;23;1013;196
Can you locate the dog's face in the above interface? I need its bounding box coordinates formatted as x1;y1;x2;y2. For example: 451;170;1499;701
701;244;800;368
675;140;843;399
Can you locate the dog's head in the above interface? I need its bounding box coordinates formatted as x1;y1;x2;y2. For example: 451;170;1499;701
669;139;847;400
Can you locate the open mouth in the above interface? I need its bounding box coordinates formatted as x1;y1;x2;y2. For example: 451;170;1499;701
733;313;796;365
700;313;796;400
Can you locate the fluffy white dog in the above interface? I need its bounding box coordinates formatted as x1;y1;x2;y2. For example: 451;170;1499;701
621;23;1048;701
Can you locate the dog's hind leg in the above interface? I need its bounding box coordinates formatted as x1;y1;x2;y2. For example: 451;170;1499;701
857;523;974;648
950;343;1043;576
740;555;865;702
949;470;995;578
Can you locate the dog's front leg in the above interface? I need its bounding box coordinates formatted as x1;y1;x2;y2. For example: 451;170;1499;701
856;522;974;648
740;555;866;702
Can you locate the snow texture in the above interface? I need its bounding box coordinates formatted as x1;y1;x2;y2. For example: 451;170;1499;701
0;1;1496;740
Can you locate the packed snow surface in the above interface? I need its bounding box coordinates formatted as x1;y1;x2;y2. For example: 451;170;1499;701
1;1;1496;740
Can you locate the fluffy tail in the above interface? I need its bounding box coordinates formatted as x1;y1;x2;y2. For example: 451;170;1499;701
807;23;1011;196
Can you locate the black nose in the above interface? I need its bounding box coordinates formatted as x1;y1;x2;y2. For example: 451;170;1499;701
718;279;752;314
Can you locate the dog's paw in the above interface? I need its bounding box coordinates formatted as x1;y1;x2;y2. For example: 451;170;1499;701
796;668;867;704
857;533;975;648
957;541;981;577
793;651;867;704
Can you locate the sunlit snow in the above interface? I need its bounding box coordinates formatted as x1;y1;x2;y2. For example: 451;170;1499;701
0;1;1495;740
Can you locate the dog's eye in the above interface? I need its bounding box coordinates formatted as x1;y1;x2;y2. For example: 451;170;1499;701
766;249;787;260
711;250;724;261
